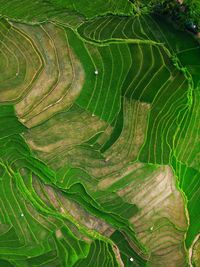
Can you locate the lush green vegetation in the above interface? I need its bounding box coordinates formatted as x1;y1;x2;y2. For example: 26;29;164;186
135;0;200;31
0;0;199;266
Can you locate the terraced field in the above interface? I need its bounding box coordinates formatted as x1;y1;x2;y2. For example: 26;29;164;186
0;0;200;266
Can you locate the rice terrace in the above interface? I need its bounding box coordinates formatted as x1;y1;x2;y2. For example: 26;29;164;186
0;0;200;266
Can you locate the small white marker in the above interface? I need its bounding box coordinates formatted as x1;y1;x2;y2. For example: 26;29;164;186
16;72;19;76
94;70;98;75
21;213;24;217
92;114;95;117
150;226;153;231
130;257;134;262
